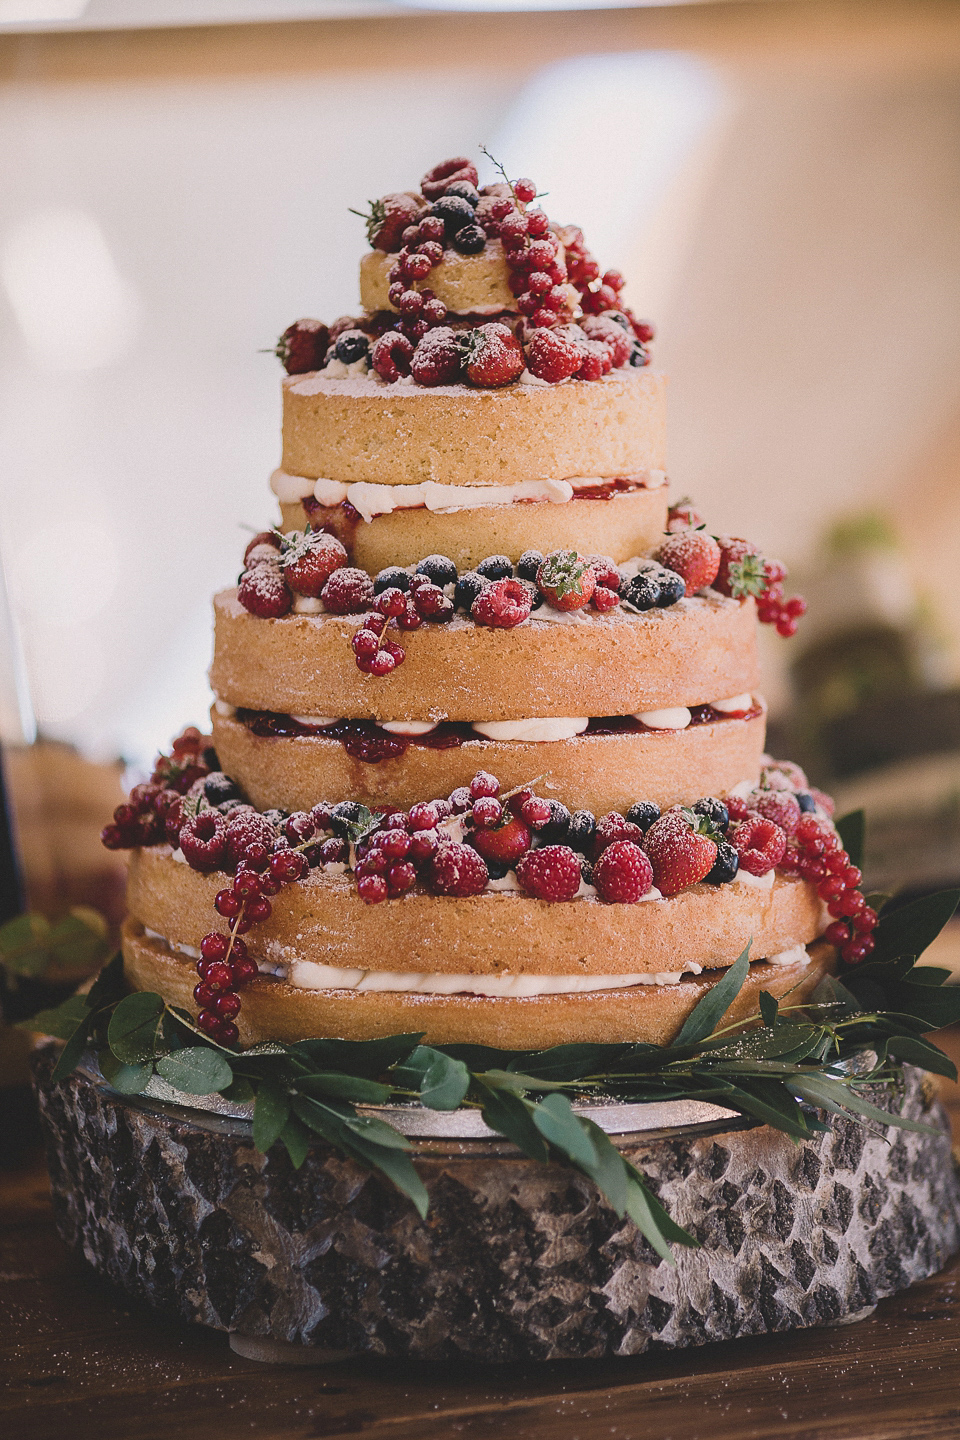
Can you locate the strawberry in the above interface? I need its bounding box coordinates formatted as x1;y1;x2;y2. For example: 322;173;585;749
462;323;525;388
665;497;704;533
471;814;532;868
516;845;582;902
642;808;718;897
273;319;329;375
536;551;596;611
280;530;348;597
656;531;721;597
352;192;423;252
593;841;654;903
713;537;767;599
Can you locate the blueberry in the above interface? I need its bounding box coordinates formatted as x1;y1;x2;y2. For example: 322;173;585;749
705;841;739;885
796;791;817;813
483;858;511;882
623;573;661;610
538;800;571;844
604;310;632;331
516;549;544;583
374;566;410;594
416;554;458;587
567;810;597;853
454;571;487;611
518;579;542;610
476;554;513;581
215;797;246;816
655;569;686;607
444;180;480;208
429;195;476;237
333;329;369;364
626;800;660;832
202;746;220;771
580;860;594;887
452;224;486;255
329;800;367;836
693;797;729;832
204;772;242;805
629;343;649;367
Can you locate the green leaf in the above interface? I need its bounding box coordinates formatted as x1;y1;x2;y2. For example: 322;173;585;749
403;1047;470;1110
477;1068;573;1094
98;1049;152;1095
280;1114;311;1169
253;1080;290;1153
674;943;751;1046
758;991;779;1028
835;809;866;869
624;1176;692;1265
790;1074;939;1135
506;1043;629;1081
107;992;166;1063
341;1131;429;1219
477;1083;550;1163
289;1033;422;1077
342;1113;413;1150
222;1075;255;1104
884;1034;957;1080
700;1076;819;1139
50;1013;94;1082
870;888;960;966
21;994;91;1039
577;1119;631;1215
0;913;52;977
156;1047;233;1095
532;1093;598;1168
297;1072;393;1104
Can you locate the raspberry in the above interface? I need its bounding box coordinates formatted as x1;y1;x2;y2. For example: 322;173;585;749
592;812;645;859
371;331;414;382
410;326;462;386
593;840;654;903
274;318;329;375
536;551;596;611
525;327;581;383
642;809;718;896
421;157;479;201
471;578;532;628
320;567;375;614
749;791;801;836
225;811;275;868
424;841;489;897
591;586;620;612
516;845;581;902
580;314;632;368
243;531;281;568
656;532;721;598
729;814;787;875
462;323;525;388
238;565;292;619
575;339;612;381
179;811;228;872
281;530;347;597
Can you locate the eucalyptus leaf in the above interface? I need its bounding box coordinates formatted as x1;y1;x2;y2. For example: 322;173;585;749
98;1049;152;1095
835;810;866;869
477;1083;550;1163
407;1048;470;1111
50;1013;94;1083
507;1043;629;1082
21;994;91;1039
477;1068;574;1095
790;1074;939;1135
297;1072;393;1105
577;1119;631;1215
156;1047;233;1096
280;1114;311;1169
253;1080;290;1153
342;1113;413;1150
758;991;779;1028
624;1180;679;1265
884;1034;957;1080
340;1131;429;1219
531;1093;597;1169
290;1033;422;1077
222;1075;255;1104
869;888;960;967
107;992;166;1063
674;944;751;1047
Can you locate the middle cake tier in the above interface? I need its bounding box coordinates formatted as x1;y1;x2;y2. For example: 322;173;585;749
211;590;759;721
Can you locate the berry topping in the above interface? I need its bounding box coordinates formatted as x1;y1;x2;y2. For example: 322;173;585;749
625;800;660;832
712;537;767;599
320;567;376;614
333;330;369;365
452;224;487;255
475;554;513;582
705;841;740;885
516;550;544;583
273;319;329;375
421;157;479;201
370;331;415;382
243;531;281;568
748;790;802;836
356;192;424;252
471;813;533;867
516;845;582;903
592;812;645;859
642;809;718;897
471;577;532;628
445;180;480;207
656;531;722;598
526;327;582;383
424;841;489;898
622;572;662;611
536;551;596;611
429;194;478;238
280;530;348;597
469;771;500;798
580;314;632;368
593;840;654;904
373;566;410;594
666;498;704;533
566;810;597;853
416;554;458;587
654;570;686;607
238;565;292;619
691;797;729;831
410;326;463;386
412;583;454;622
454;571;487;611
729;814;787;876
179;811;227;872
461;323;525;388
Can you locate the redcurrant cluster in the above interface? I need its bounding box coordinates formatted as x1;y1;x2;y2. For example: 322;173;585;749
779;813;876;964
101;728;212;850
713;539;807;639
561;225;654;349
755;560;808;638
350;573;453;673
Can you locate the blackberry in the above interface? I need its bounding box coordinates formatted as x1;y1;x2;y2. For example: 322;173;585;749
429;195;476;237
796;791;817;813
374;566;410;594
623;573;661;610
626;800;660;832
580;859;594;887
454;570;487;611
655;568;686;608
476;554;513;581
333;329;369;364
261;808;288;829
693;797;729;832
416;554;458;587
445;180;480;208
567;810;597;853
329;800;368;836
705;841;739;885
516;549;544;583
452;225;486;255
215;797;246;816
538;800;571;843
204;772;242;805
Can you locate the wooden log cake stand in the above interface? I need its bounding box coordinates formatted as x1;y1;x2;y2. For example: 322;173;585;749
30;1044;960;1363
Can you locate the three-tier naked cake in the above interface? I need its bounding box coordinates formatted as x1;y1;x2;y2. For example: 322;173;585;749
103;155;877;1057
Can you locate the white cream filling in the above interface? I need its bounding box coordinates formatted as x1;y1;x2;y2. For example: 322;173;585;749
214;699;236;718
765;943;809;968
733;868;776;891
713;693;754;715
323;356;369;379
284;960;700;996
471;717;590;742
529;603;593;626
635;707;692;731
381;720;439;736
290;713;338;727
292;596;324;614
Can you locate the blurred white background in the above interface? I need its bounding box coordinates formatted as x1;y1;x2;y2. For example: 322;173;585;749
1;0;959;766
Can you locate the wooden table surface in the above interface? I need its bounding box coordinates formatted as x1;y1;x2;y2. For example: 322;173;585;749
4;1031;960;1440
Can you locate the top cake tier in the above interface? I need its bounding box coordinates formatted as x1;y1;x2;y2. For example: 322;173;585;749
281;367;665;488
